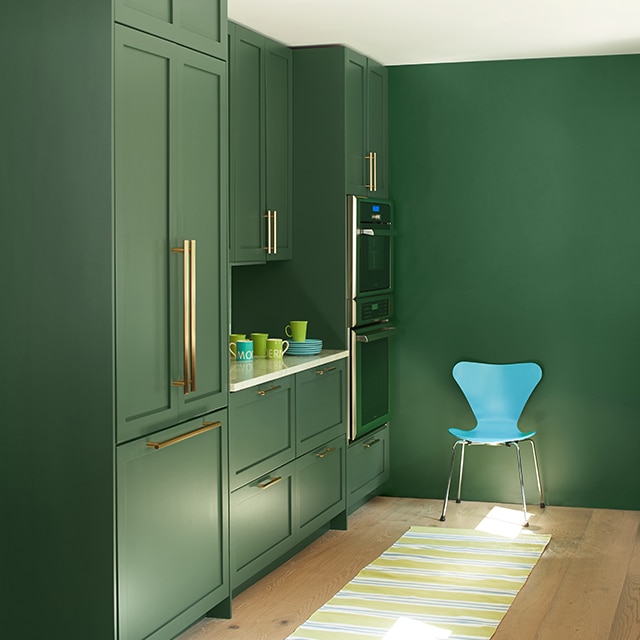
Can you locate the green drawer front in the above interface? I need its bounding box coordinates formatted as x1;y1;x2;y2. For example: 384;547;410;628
117;410;229;640
229;379;295;490
297;435;346;535
230;461;295;588
295;360;347;456
347;424;390;508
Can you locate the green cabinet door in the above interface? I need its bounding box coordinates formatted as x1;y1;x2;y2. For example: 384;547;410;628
115;25;228;444
297;435;347;537
295;360;348;455
229;378;295;490
230;460;296;590
114;0;226;60
345;50;389;199
347;423;390;511
117;410;229;640
229;23;292;264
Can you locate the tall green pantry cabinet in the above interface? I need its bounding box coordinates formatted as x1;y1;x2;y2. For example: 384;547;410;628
2;2;228;639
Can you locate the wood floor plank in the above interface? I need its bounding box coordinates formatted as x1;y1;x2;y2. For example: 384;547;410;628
609;522;640;640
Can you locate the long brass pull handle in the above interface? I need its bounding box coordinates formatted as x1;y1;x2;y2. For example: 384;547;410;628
257;385;281;396
315;366;336;376
373;151;377;192
273;209;277;255
172;241;190;393
264;211;272;254
147;421;221;450
364;438;380;449
315;446;336;459
365;152;374;191
189;240;196;392
258;476;282;490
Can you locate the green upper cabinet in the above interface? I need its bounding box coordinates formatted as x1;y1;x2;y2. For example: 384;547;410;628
114;0;227;60
345;50;388;198
229;22;293;264
115;25;228;444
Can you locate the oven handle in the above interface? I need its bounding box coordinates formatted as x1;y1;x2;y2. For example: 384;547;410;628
355;325;398;343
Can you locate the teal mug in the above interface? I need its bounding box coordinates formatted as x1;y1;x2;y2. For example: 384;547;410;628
230;339;253;362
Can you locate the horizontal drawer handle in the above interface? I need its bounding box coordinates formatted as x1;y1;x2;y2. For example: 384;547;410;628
315;446;336;459
257;476;283;490
363;438;380;449
257;385;281;396
315;366;337;375
147;421;221;450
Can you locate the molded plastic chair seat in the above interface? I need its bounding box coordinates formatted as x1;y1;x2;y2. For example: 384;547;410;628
440;361;545;526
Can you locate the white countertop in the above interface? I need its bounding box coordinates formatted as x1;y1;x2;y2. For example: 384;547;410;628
229;349;349;392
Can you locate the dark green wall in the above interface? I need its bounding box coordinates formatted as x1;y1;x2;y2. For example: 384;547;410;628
387;54;640;510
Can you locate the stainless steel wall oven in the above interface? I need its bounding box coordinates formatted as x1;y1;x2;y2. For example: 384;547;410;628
348;196;397;441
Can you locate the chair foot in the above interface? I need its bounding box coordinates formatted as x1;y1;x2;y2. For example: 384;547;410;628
524;521;530;527
540;502;546;508
455;499;461;504
439;516;446;522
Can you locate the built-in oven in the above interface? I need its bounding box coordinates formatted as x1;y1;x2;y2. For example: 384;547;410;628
347;196;397;442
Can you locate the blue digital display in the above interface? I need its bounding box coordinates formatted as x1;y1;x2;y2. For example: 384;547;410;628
372;205;380;212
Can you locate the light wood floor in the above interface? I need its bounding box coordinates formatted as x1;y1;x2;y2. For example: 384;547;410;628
177;496;640;640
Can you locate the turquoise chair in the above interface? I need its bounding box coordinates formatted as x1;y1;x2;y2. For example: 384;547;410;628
440;361;545;526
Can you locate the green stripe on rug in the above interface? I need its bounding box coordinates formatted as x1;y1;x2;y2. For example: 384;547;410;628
287;525;550;640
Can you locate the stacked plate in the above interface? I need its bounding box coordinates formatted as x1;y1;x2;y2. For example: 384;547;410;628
287;338;323;356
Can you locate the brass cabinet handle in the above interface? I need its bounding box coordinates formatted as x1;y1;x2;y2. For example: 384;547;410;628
257;476;282;490
366;151;374;191
257;385;281;396
315;446;336;459
363;438;380;449
146;421;221;450
264;211;273;254
273;209;277;255
172;240;196;393
315;366;336;376
373;151;377;192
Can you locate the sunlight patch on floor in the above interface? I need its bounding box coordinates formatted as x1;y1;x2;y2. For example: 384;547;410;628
475;505;533;538
383;616;452;639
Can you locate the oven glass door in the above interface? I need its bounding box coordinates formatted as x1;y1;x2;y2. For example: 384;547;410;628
350;324;397;440
357;228;392;296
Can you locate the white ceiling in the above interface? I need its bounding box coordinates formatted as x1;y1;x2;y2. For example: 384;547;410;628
228;0;640;66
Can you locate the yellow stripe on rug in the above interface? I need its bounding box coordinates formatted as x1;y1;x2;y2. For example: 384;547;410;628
287;525;551;640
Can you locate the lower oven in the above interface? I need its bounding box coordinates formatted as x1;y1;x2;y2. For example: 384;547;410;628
349;320;398;441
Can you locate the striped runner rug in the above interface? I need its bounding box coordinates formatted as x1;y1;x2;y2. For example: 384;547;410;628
286;525;551;640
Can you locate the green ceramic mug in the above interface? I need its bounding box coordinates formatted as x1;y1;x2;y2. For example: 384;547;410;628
266;338;290;360
251;332;269;357
284;320;308;342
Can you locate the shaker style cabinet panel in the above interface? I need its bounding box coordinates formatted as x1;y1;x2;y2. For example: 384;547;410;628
230;460;296;589
297;435;346;537
114;0;226;60
229;22;292;264
347;423;390;511
117;410;229;640
295;361;348;456
345;50;388;198
115;25;228;444
228;377;295;491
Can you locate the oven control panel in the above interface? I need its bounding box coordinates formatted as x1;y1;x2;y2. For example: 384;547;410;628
353;294;393;327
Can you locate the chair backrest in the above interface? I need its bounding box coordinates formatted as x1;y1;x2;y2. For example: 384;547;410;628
452;361;542;426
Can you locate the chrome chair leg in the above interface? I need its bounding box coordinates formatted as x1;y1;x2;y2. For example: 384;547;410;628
512;442;529;527
527;439;545;508
440;440;463;522
456;441;466;504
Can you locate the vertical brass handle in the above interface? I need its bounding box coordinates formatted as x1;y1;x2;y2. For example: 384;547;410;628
189;240;196;392
366;151;374;191
373;151;377;192
273;209;277;255
172;240;196;394
264;211;272;254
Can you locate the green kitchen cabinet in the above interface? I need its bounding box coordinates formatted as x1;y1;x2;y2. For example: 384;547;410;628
229;22;293;264
115;24;228;444
229;377;295;490
295;360;348;455
117;410;229;640
114;0;226;60
345;50;389;198
297;435;347;537
230;460;296;590
347;423;390;512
